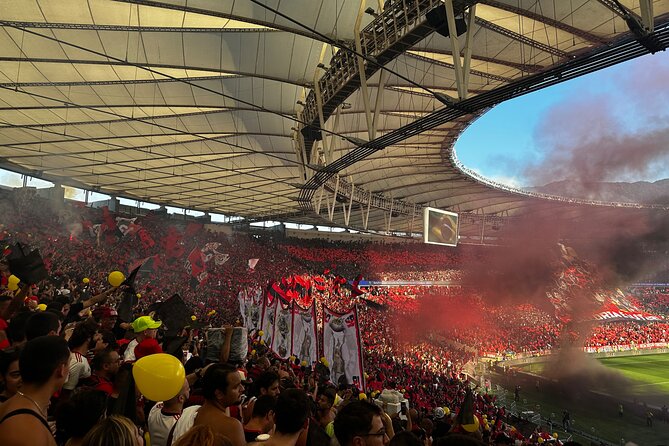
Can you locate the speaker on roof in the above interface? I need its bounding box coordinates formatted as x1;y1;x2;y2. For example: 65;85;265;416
426;4;467;38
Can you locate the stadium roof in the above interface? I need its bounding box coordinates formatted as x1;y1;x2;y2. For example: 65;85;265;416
0;0;668;236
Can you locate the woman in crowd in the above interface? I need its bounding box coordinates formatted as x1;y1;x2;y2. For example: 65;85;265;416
0;346;21;402
81;415;143;446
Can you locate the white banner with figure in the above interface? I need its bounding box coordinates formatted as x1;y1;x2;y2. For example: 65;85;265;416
243;286;264;333
322;305;365;391
291;303;318;366
271;299;293;359
260;294;278;351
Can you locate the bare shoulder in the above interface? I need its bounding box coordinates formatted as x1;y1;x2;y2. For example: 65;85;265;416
0;414;53;445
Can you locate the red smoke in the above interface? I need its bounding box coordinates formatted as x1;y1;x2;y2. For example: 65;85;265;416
525;54;669;190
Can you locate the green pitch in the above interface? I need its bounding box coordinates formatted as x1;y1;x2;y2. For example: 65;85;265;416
598;353;669;397
507;353;669;445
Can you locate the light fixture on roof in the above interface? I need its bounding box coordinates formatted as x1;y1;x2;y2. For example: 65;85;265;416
317;63;328;70
296;100;305;106
364;7;378;17
341;102;352;110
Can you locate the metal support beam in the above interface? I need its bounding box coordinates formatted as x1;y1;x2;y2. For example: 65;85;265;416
461;4;477;96
316;185;325;215
386;198;394;233
343;181;355;226
327;105;342;164
444;0;466;100
354;0;375;140
640;0;654;32
475;17;569;59
362;196;372;231
328;175;340;221
371;69;388;137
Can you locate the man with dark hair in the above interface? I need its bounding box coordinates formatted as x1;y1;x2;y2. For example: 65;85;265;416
334;401;390;446
85;348;120;395
25;311;61;341
255;370;281;397
315;388;336;428
244;394;276;442
0;336;70;446
244;370;281;421
62;322;96;394
170;363;245;446
261;389;311;446
6;310;32;345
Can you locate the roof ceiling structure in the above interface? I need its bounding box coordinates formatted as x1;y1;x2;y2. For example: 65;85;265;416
0;0;668;236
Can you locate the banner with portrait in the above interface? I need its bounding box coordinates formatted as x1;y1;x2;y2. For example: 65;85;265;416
271;299;293;360
291;303;318;366
322;305;365;391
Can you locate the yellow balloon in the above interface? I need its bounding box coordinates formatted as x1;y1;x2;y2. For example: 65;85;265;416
7;281;18;291
359;393;367;400
136;293;142;299
443;407;450;416
301;360;307;367
258;330;264;337
8;275;20;285
461;416;480;433
36;303;47;311
132;353;185;402
108;271;125;287
191;315;197;321
82;277;90;284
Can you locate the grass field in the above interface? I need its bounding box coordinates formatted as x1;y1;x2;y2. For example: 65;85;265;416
497;353;669;445
598;354;669;397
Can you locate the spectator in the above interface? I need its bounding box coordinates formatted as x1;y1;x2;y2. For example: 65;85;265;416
171;364;245;446
0;346;21;402
262;388;311;446
62;322;96;394
315;388;336;429
123;316;162;362
243;394;276;442
81;414;143;446
0;336;70;446
254;370;281;397
147;378;190;446
173;425;232;446
86;349;121;396
25;311;61;341
56;388;109;446
334;401;391;446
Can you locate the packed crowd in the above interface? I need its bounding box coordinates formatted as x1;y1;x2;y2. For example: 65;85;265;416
1;189;668;445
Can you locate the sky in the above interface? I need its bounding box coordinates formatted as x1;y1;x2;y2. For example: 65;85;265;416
455;51;669;188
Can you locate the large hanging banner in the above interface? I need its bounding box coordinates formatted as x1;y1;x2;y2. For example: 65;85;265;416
260;295;278;351
239;286;264;333
322;306;366;391
272;299;293;359
291;303;318;366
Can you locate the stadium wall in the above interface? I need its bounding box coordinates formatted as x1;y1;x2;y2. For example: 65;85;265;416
497;346;669;367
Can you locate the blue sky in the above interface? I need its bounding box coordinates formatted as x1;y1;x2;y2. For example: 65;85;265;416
455;51;669;188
